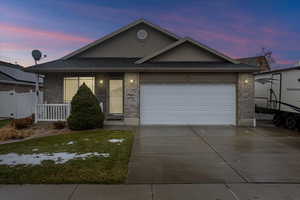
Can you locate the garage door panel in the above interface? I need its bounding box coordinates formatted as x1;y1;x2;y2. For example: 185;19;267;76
140;84;236;125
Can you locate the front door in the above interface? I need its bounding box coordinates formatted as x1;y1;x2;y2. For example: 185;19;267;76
109;80;123;114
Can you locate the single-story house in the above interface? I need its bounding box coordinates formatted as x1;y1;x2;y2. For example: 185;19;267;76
0;60;43;93
26;19;259;126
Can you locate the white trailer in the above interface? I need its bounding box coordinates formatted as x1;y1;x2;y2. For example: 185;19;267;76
255;66;300;129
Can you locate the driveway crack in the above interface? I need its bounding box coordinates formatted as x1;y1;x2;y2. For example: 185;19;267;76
189;126;249;183
225;184;240;200
68;184;78;200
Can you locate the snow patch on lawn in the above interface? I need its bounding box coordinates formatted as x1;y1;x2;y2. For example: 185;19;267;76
67;141;75;145
0;152;110;166
108;139;125;143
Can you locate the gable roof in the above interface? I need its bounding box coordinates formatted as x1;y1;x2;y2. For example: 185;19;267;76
0;60;23;70
0;61;43;85
62;19;181;60
135;37;239;64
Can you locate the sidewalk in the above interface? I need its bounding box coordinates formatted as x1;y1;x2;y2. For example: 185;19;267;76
1;184;300;200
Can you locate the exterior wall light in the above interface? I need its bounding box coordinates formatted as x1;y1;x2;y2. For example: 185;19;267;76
244;79;249;84
130;79;134;83
99;80;104;84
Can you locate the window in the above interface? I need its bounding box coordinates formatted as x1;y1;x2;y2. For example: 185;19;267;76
64;77;95;102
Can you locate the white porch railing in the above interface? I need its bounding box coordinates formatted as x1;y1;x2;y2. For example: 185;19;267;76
35;102;103;123
35;104;70;122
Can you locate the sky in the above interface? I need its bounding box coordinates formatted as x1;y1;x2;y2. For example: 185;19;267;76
1;0;300;68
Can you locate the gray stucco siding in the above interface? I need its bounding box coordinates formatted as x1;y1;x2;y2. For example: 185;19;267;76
78;24;176;58
44;73;63;104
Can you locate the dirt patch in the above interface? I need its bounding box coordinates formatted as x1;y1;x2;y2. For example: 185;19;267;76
0;126;33;141
0;123;73;144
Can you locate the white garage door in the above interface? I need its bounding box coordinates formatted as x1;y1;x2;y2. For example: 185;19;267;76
140;84;236;125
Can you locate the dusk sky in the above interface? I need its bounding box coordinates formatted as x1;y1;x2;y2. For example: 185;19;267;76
1;0;300;68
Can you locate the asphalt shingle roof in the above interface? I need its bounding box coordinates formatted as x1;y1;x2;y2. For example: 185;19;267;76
25;58;259;73
0;61;43;84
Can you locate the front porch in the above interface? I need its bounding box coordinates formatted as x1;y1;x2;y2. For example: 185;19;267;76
41;72;139;125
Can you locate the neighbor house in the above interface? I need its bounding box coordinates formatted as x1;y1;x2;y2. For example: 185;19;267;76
0;60;43;93
238;56;270;72
26;19;259;126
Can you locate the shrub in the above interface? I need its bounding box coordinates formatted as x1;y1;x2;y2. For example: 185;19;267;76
53;121;66;129
12;116;33;130
67;83;104;130
0;126;33;141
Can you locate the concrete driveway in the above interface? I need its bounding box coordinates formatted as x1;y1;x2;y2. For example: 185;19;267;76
127;125;300;184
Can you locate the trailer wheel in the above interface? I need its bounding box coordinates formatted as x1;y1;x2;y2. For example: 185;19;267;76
273;113;283;127
285;115;297;130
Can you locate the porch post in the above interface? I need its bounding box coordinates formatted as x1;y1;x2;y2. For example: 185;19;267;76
35;73;39;104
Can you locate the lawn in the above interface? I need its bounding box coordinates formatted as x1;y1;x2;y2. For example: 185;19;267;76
0;129;134;184
0;119;11;128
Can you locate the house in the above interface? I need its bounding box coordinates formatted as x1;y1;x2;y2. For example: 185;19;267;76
238;56;270;72
26;19;259;126
0;60;43;93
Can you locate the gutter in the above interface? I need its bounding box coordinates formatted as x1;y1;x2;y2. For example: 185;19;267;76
25;67;260;73
0;79;43;86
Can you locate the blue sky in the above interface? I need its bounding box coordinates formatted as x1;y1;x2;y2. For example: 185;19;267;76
1;0;299;67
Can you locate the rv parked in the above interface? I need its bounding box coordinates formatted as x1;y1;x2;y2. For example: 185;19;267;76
255;65;300;129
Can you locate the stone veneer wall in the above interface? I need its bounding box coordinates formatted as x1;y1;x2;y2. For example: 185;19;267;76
124;72;140;125
237;73;255;126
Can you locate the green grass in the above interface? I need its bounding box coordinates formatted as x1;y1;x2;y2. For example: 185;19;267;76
0;119;11;128
0;129;134;184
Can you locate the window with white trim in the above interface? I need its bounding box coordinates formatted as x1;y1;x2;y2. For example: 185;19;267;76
63;77;95;102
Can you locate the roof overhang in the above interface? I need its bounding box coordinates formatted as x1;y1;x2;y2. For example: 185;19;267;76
255;66;300;75
25;67;258;73
0;79;43;86
25;58;259;74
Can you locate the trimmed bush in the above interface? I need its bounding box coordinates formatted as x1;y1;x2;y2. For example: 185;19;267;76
67;83;104;130
12;116;33;130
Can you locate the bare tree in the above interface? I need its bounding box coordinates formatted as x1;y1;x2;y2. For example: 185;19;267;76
257;47;276;64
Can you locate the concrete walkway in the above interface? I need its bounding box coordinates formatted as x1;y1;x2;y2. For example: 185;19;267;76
1;184;300;200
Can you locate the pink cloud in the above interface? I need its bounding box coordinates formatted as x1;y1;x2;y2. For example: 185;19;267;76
0;23;92;43
278;60;295;65
0;42;28;51
159;13;300;63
